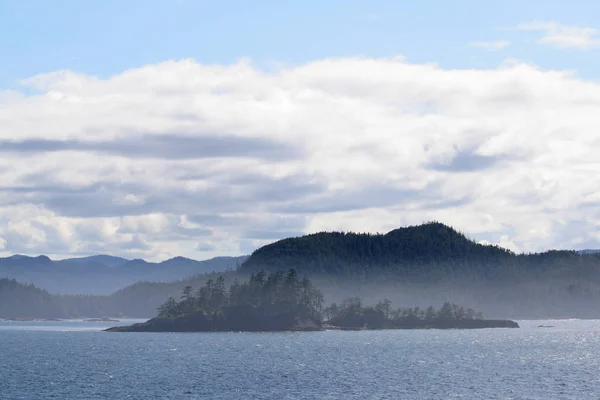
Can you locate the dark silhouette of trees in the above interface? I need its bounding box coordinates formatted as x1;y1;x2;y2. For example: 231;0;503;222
0;278;112;319
240;222;516;276
239;221;600;277
155;269;324;325
326;298;488;329
5;222;600;321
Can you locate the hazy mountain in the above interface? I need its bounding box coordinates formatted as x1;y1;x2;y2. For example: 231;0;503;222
578;249;600;255
236;222;600;319
61;255;130;267
4;222;600;319
0;254;248;295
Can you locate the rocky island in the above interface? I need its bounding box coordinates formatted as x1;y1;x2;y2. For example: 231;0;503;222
84;318;120;323
106;270;518;332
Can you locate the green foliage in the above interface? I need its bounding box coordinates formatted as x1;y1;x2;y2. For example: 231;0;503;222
326;299;484;329
239;222;600;284
155;269;324;322
0;270;245;319
150;276;489;331
240;222;515;276
4;222;600;320
0;278;107;319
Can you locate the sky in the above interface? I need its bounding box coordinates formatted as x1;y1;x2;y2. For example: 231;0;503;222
1;0;600;261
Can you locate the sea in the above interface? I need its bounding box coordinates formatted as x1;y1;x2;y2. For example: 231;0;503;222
0;319;599;399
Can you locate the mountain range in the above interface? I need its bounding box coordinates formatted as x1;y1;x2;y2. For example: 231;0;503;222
0;254;247;294
3;222;600;319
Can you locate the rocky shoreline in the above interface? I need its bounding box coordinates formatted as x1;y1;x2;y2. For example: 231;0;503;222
105;316;519;333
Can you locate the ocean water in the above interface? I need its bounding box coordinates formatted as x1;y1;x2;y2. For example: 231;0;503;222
1;319;599;399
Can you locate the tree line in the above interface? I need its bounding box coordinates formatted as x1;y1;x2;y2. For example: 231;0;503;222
155;271;487;330
157;269;324;322
324;297;484;329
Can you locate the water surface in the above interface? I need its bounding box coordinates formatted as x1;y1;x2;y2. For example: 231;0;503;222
1;319;599;399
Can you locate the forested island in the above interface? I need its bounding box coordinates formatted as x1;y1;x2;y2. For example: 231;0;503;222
4;222;600;320
106;271;518;332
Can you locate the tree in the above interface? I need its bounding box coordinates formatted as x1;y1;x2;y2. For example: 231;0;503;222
179;286;195;314
340;297;362;317
181;286;193;302
324;302;338;320
438;302;454;321
228;279;240;305
208;276;227;312
284;269;299;305
375;298;392;319
425;306;437;321
465;308;477;320
157;296;178;318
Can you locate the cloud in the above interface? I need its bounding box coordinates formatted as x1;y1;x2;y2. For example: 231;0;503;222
468;41;511;50
0;134;301;161
426;147;523;172
196;242;217;252
1;57;600;260
516;21;600;49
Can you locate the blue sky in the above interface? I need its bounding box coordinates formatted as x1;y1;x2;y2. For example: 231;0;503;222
1;0;600;260
3;0;600;90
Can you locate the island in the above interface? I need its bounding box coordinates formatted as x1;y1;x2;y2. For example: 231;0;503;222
84;318;120;323
106;270;518;332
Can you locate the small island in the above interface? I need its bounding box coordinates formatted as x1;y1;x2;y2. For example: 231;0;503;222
84;318;121;323
106;270;518;332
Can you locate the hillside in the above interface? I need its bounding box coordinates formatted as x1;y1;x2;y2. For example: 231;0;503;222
239;222;600;280
241;222;513;275
4;222;600;320
0;278;107;319
0;254;247;294
0;270;240;319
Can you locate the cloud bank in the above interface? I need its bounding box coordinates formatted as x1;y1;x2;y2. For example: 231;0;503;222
1;57;600;260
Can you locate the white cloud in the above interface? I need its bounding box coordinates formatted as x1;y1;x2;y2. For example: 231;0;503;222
468;40;511;50
516;21;600;49
1;57;600;260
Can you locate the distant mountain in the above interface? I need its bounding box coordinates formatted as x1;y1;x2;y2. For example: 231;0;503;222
61;255;129;267
578;249;600;255
0;254;248;295
5;222;600;320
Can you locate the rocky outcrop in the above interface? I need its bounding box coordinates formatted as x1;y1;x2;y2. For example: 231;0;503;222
105;311;321;333
106;314;517;333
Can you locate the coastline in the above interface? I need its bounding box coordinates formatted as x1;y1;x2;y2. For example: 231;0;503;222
105;317;519;333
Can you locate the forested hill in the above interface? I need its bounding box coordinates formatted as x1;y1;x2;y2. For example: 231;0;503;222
240;222;597;279
0;278;69;319
0;271;237;319
240;222;515;275
4;222;600;320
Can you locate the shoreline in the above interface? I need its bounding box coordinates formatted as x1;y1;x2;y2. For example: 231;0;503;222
105;318;519;333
